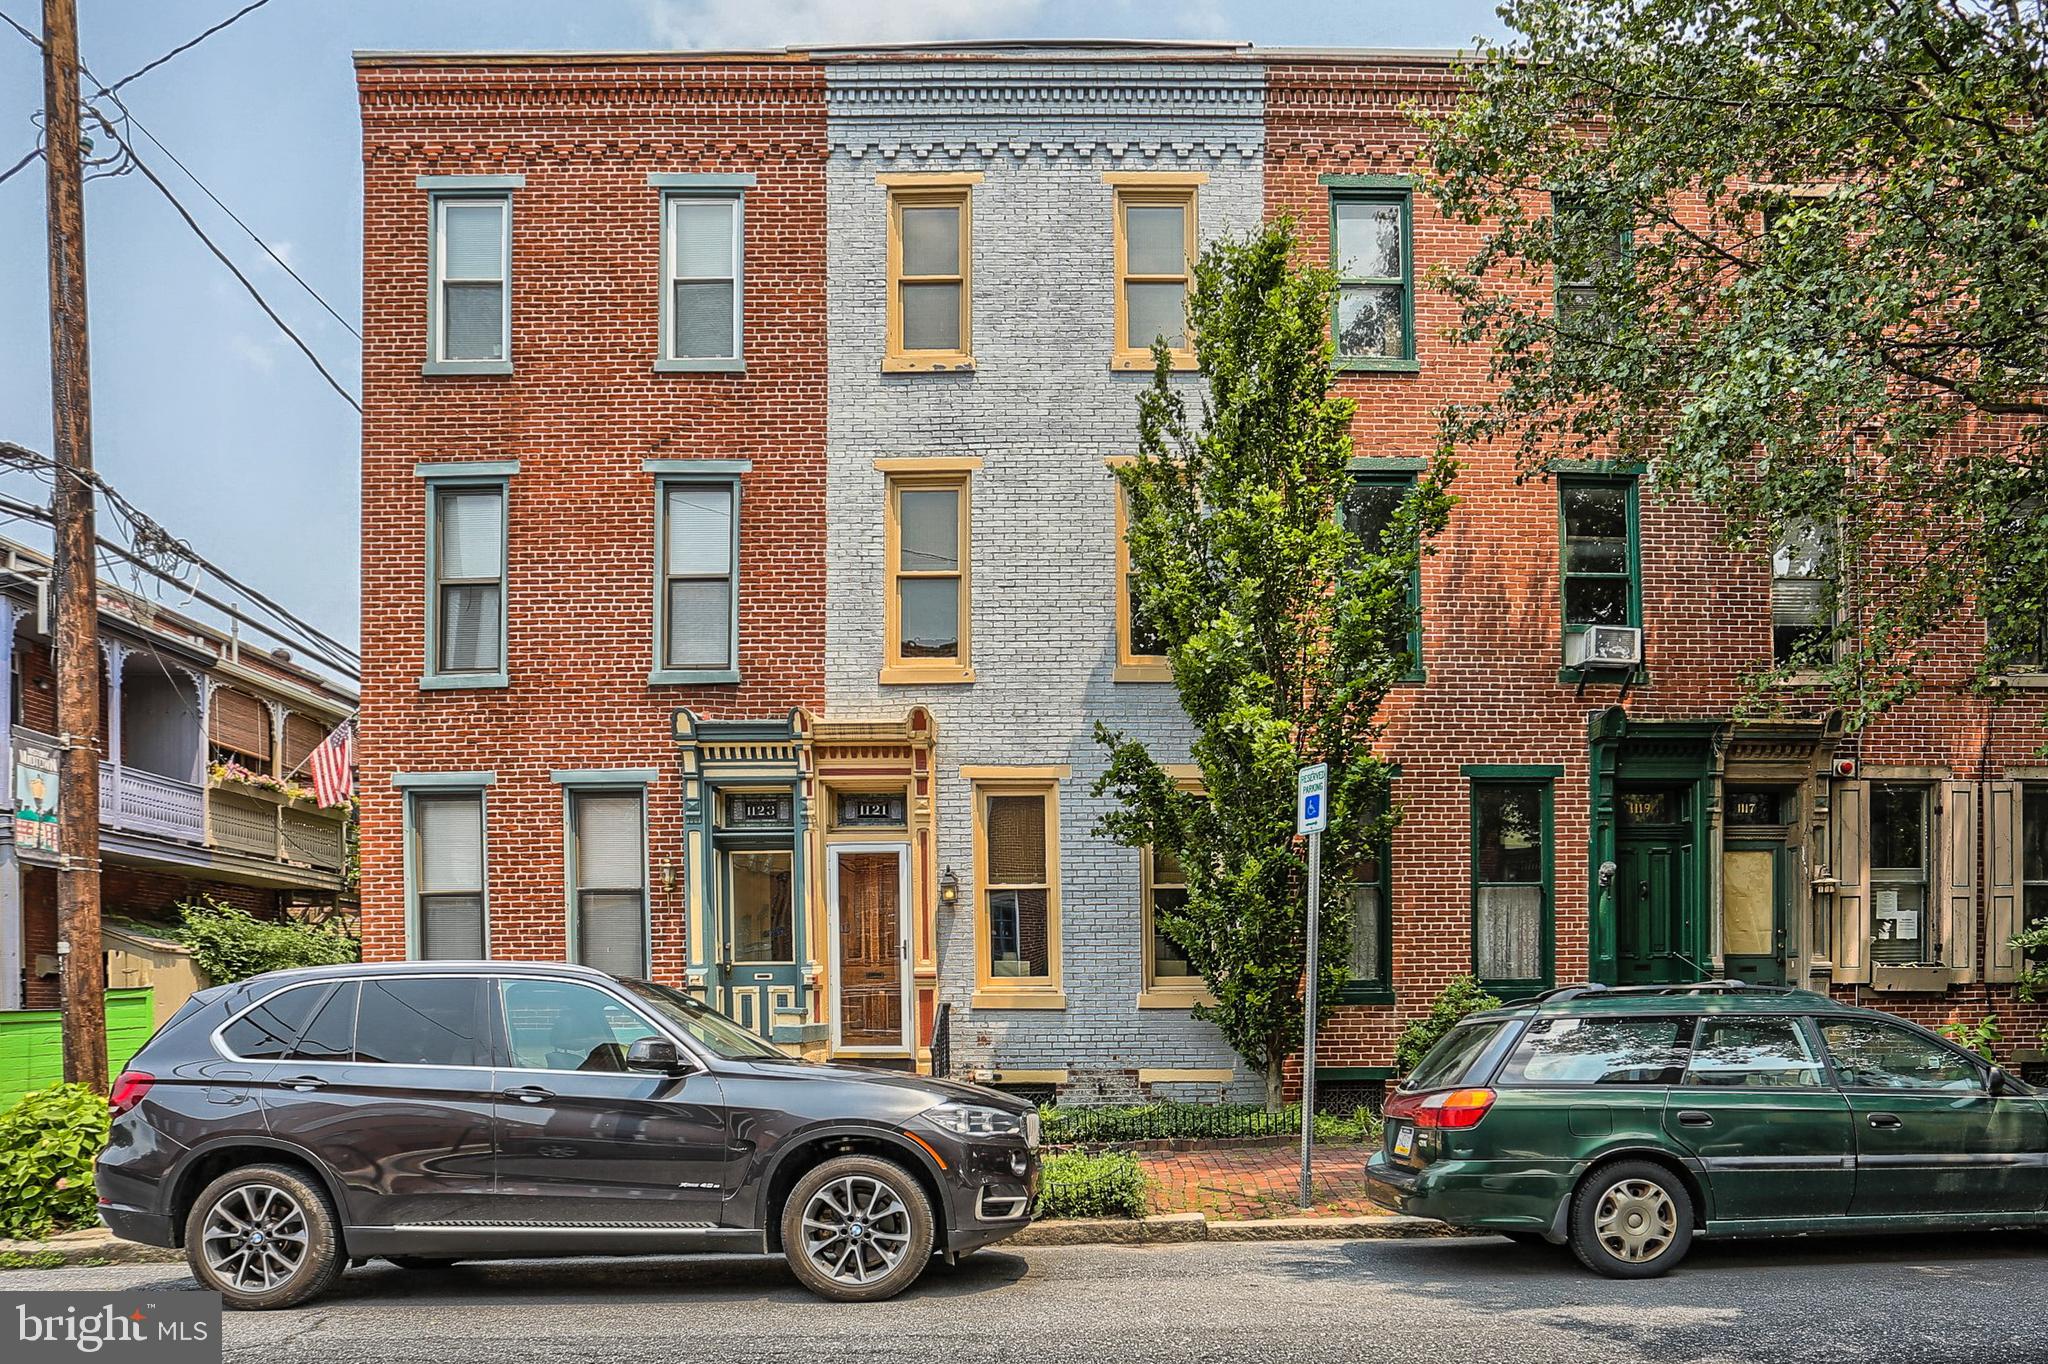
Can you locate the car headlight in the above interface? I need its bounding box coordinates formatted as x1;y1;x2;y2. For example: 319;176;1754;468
921;1102;1026;1140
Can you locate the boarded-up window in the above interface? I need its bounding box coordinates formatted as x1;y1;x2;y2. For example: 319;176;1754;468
210;688;272;767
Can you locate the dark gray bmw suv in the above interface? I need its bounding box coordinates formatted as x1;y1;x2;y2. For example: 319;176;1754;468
96;962;1040;1308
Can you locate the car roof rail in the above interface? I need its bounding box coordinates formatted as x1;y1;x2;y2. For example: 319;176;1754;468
1534;979;1814;1005
1533;983;1610;1004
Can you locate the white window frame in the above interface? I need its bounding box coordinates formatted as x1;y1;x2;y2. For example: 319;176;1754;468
397;774;495;961
420;175;521;375
417;463;516;690
652;174;752;374
647;459;750;685
556;770;657;981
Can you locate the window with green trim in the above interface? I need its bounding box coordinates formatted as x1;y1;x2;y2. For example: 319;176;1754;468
409;790;486;959
1343;808;1393;1003
1331;189;1413;366
1471;781;1553;994
1551;193;1628;321
1559;476;1639;632
1345;473;1422;679
430;194;510;366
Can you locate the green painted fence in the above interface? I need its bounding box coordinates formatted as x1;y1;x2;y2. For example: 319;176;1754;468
0;988;155;1109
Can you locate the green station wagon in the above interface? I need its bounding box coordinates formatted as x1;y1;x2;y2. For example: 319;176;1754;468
1365;982;2047;1277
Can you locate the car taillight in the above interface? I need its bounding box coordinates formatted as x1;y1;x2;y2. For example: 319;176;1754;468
1382;1090;1422;1122
109;1071;154;1116
1416;1087;1495;1130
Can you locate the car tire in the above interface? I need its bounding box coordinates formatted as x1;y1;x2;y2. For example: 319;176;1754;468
184;1163;345;1310
1568;1160;1693;1279
381;1256;463;1271
780;1154;936;1303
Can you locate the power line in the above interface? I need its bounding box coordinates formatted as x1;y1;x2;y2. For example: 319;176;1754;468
101;0;273;95
82;113;361;412
0;145;35;186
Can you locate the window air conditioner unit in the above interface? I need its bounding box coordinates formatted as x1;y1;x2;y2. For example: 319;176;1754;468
1566;624;1642;670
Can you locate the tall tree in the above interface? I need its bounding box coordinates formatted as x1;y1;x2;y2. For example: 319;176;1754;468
1422;0;2048;725
1096;219;1453;1108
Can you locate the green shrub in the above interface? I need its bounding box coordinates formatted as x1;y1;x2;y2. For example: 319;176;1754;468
1394;974;1504;1076
1040;1100;1383;1147
1033;1150;1147;1220
0;1085;111;1240
171;897;357;985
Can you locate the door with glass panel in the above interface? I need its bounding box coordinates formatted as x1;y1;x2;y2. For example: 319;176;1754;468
828;845;911;1055
719;844;799;1038
567;789;647;979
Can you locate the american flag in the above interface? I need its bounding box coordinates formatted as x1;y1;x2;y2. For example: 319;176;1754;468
308;719;356;808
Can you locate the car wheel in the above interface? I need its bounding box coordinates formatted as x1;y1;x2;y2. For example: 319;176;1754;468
1568;1160;1693;1279
382;1256;463;1271
780;1154;936;1303
184;1163;345;1310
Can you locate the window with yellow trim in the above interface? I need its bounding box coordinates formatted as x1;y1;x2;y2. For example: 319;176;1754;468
1112;184;1197;370
1143;843;1199;989
1115;482;1169;680
886;185;972;369
975;782;1061;991
883;472;971;679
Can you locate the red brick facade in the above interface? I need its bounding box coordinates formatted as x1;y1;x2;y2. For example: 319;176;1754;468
355;57;827;975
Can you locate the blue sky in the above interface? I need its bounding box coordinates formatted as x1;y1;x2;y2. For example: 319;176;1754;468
0;0;1508;662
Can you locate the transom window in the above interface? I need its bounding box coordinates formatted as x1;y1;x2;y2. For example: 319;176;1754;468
410;790;486;959
663;194;742;364
1870;783;1932;965
886;181;973;368
431;195;510;366
1559;477;1639;630
1111;180;1198;370
1332;189;1412;365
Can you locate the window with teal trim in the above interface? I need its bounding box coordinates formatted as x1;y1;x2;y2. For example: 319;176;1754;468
1331;189;1413;366
1559;476;1639;632
410;790;486;959
431;194;510;366
658;479;738;678
1345;472;1423;679
568;787;647;978
1471;781;1553;995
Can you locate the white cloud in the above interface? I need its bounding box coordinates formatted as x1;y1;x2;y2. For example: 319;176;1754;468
640;0;1047;50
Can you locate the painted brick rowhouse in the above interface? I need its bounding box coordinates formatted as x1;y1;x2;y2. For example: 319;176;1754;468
354;55;830;1032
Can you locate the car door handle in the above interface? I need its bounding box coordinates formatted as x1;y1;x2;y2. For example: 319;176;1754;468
1675;1110;1714;1128
502;1085;554;1104
1868;1112;1902;1129
279;1075;327;1092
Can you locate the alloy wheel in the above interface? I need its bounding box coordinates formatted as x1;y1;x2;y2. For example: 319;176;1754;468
201;1183;310;1293
799;1174;913;1287
1593;1178;1677;1264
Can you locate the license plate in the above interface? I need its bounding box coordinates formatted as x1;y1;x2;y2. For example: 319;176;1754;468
1392;1124;1414;1159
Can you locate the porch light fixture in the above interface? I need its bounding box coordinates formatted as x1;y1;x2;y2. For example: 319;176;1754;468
939;866;960;907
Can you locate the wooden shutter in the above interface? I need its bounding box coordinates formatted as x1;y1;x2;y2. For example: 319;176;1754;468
209;688;272;764
1986;780;2023;983
281;712;325;774
1941;781;1978;982
1832;779;1870;983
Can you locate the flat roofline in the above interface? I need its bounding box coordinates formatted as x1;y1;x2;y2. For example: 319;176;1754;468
354;40;1469;68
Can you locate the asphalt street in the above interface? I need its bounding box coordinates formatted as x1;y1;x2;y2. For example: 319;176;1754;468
7;1233;2044;1364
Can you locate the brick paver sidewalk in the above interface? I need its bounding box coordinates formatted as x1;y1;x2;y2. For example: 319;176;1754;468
1141;1143;1392;1219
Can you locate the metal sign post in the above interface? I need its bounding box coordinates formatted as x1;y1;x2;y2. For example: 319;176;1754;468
1296;761;1328;1210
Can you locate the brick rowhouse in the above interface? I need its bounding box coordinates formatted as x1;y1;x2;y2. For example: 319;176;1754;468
356;43;2047;1093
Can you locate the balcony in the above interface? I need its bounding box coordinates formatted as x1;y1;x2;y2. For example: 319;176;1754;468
208;781;347;873
99;762;204;844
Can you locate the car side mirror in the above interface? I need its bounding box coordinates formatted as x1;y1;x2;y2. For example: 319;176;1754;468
1986;1065;2016;1097
626;1037;690;1075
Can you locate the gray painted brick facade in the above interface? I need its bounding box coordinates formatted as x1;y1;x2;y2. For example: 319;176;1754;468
823;59;1265;1101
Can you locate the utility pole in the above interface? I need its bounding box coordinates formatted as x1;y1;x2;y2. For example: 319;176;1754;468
42;0;106;1093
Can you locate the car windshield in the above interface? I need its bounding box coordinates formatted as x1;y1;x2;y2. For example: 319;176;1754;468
612;977;792;1062
1403;1018;1513;1091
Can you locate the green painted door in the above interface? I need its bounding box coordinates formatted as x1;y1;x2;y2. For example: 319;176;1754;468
1616;818;1695;984
1723;841;1790;985
718;845;802;1040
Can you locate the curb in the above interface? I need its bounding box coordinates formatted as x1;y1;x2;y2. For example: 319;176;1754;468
1010;1212;1453;1247
0;1228;183;1268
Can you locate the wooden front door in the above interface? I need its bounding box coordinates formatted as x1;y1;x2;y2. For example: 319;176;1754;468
830;846;909;1053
